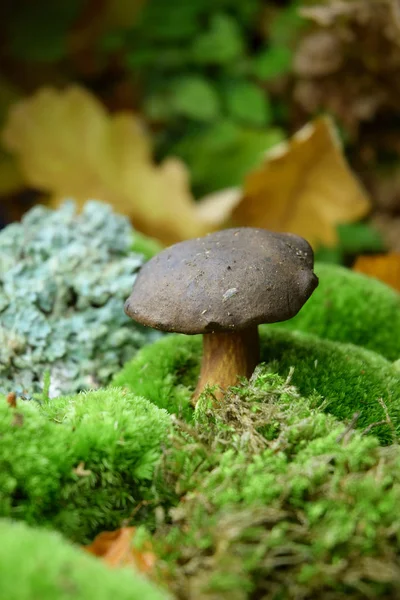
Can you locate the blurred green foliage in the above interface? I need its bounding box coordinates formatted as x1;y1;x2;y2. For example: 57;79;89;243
315;222;386;264
0;0;309;200
99;0;307;195
0;0;393;258
172;121;284;193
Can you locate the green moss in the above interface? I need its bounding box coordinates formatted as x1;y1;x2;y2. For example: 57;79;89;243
0;389;170;542
272;263;400;361
151;368;400;599
0;519;168;600
259;327;400;443
113;334;201;420
114;329;400;443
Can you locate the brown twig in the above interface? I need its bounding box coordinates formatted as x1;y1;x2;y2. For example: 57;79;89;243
361;398;398;443
336;412;360;444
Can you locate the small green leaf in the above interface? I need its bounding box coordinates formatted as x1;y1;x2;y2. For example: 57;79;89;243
269;2;306;46
253;46;293;80
144;94;173;122
191;13;244;65
315;223;386;263
136;1;201;41
127;47;188;70
173;120;285;195
225;81;272;127
337;223;386;254
171;76;220;122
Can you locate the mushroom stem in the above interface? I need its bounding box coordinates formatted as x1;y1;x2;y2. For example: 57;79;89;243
192;326;260;404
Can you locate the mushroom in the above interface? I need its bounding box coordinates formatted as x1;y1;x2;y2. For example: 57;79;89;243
125;228;318;403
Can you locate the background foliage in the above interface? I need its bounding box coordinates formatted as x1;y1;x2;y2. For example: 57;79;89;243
1;0;399;258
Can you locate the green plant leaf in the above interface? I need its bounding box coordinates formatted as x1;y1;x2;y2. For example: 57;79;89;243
337;222;386;253
173;120;285;195
170;76;220;121
224;80;272;126
314;223;385;263
191;13;244;65
253;46;293;80
268;1;306;46
135;0;202;41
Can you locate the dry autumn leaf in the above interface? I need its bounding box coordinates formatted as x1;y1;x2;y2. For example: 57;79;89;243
353;253;400;292
6;392;17;408
2;86;371;247
84;527;156;574
195;187;241;229
226;117;371;247
1;86;204;245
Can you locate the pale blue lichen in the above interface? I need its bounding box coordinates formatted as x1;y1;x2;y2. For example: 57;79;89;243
0;201;157;397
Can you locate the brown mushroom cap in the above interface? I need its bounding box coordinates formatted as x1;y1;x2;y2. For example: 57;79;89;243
125;228;318;335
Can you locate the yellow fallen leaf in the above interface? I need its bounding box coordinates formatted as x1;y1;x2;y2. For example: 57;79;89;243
0;150;25;196
0;77;25;196
225;117;371;247
2;86;203;245
84;527;156;574
194;187;241;229
353;253;400;292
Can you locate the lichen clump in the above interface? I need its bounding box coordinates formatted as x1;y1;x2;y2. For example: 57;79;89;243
0;201;156;397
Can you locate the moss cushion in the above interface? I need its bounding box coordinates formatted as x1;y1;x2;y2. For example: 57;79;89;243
272;262;400;361
113;328;400;443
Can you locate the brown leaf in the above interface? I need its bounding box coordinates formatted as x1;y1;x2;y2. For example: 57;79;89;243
2;86;205;245
353;253;400;292
194;187;241;229
84;527;156;574
6;392;17;408
0;151;25;196
225;116;371;247
12;413;24;427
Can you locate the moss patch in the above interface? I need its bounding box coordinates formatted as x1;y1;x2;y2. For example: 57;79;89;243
271;263;400;361
151;368;400;599
0;519;168;600
113;329;400;443
259;327;400;443
113;334;201;420
0;389;170;543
